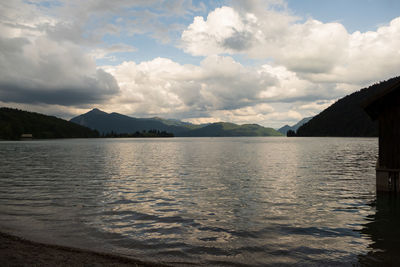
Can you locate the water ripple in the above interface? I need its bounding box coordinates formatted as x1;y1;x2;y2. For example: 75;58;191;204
0;137;378;265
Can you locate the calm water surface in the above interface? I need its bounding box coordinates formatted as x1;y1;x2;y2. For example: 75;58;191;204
0;137;384;265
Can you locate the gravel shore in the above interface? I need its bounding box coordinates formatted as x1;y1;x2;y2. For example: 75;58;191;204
0;232;168;267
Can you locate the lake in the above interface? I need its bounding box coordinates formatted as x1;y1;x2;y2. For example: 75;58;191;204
0;137;395;266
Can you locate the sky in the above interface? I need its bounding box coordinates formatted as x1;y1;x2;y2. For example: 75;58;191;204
1;0;399;128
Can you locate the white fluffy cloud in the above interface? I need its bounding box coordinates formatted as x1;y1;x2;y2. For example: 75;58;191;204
181;5;400;85
101;55;343;127
104;55;279;116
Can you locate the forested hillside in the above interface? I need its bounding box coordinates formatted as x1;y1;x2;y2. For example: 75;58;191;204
70;108;193;135
296;76;400;137
0;108;99;140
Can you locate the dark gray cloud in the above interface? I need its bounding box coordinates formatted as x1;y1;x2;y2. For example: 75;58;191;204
0;83;114;106
0;69;119;106
0;36;119;106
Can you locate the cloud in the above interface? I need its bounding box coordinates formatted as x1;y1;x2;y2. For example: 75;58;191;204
181;5;294;56
103;55;278;117
0;100;92;120
44;0;205;45
101;48;383;127
1;0;204;51
181;5;400;86
0;36;119;105
208;103;276;125
297;100;336;112
89;43;137;60
101;55;337;127
0;0;122;107
181;6;256;56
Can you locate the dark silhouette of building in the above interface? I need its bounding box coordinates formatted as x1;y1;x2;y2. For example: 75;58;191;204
364;79;400;193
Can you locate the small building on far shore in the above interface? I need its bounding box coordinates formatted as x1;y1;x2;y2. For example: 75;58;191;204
364;79;400;193
20;133;33;140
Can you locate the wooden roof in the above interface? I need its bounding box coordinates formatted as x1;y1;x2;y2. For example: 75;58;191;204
363;79;400;120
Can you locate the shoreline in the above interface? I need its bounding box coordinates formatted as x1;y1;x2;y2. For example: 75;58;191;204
0;231;169;267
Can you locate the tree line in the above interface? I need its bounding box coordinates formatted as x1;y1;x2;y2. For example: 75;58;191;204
101;129;174;138
0;108;174;140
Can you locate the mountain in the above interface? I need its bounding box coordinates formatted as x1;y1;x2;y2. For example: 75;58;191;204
150;117;205;130
296;76;400;137
70;108;192;135
176;122;282;137
278;116;313;135
71;109;282;137
0;107;99;140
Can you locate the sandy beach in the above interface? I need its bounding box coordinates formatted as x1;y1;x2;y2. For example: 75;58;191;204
0;232;168;267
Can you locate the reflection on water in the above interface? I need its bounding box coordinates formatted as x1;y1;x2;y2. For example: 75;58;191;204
0;137;382;265
358;194;400;266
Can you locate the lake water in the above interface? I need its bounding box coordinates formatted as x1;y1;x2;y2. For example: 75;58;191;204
0;137;393;266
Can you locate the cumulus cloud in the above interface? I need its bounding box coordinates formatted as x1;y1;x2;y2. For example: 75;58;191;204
103;55;278;118
0;36;119;106
181;6;257;55
181;5;400;85
181;6;350;78
101;55;340;126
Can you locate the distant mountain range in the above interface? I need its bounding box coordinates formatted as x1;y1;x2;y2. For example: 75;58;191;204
70;108;282;137
5;75;396;140
184;122;282;137
0;108;98;140
278;116;313;135
296;76;400;137
70;108;195;136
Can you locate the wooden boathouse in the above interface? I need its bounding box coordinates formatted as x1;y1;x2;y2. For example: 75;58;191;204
364;79;400;193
